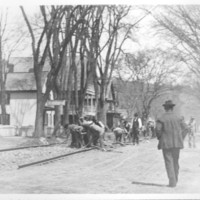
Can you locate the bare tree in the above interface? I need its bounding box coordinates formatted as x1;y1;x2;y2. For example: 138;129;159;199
115;49;181;120
82;5;134;124
21;5;94;136
0;14;7;124
0;8;25;125
81;5;105;120
46;6;92;125
153;6;200;88
20;6;60;137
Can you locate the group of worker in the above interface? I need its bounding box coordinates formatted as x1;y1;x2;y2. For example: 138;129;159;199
61;112;156;149
63;116;106;149
113;113;156;145
59;109;197;154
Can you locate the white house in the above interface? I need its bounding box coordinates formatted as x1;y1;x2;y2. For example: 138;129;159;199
1;57;117;136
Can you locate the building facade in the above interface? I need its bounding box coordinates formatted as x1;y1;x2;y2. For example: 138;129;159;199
0;57;117;136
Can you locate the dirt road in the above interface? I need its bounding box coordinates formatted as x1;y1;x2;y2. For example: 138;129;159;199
0;136;200;195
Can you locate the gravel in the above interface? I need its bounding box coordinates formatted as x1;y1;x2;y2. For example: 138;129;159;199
0;144;80;171
0;137;79;171
0;132;143;171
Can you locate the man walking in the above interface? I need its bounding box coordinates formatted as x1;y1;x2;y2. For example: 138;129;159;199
131;113;142;145
156;100;184;188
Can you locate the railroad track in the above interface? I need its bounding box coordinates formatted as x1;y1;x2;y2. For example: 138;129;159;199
17;143;132;169
18;147;97;169
0;141;115;170
0;142;66;152
0;139;150;170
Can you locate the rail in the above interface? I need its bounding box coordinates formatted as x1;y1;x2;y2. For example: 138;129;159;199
18;147;96;169
0;142;64;152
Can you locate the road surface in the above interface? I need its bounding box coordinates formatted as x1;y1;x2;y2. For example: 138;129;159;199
0;135;199;197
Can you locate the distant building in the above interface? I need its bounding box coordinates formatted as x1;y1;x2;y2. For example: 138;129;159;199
0;57;118;136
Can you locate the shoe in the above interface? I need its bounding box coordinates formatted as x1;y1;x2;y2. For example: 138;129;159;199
176;177;178;183
168;182;176;188
168;184;176;188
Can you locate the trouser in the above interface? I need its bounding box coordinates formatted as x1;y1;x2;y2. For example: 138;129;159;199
87;128;104;148
162;148;180;186
132;129;139;144
188;132;196;148
151;127;156;138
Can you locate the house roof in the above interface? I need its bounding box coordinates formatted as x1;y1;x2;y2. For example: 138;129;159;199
9;57;50;72
5;71;96;94
6;72;48;91
5;57;115;101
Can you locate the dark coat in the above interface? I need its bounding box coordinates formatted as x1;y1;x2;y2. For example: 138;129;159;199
156;111;184;150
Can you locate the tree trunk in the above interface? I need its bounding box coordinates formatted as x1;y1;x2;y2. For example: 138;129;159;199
97;98;107;125
34;61;46;137
64;66;73;125
34;95;45;137
0;93;7;124
97;83;107;125
64;90;72;125
54;105;62;125
73;57;79;119
0;35;7;125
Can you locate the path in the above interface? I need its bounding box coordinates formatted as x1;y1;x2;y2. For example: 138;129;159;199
0;136;199;195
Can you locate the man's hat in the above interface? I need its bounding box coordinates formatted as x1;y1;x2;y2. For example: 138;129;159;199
162;100;175;107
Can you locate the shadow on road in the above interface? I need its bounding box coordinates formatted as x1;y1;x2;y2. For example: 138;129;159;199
132;181;167;187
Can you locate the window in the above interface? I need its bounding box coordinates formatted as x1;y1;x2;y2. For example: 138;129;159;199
7;64;14;73
84;98;87;106
28;68;34;72
93;99;96;106
44;113;48;126
88;99;91;106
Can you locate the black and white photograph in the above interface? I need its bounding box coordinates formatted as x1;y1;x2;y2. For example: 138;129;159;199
0;0;200;199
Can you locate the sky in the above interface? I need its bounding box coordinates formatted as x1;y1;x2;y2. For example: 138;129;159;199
1;0;200;5
1;5;161;57
1;2;199;54
0;2;194;83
